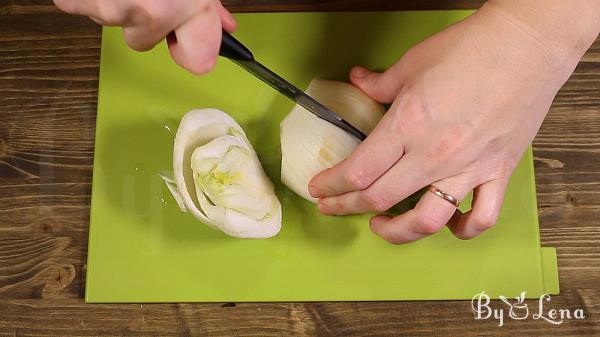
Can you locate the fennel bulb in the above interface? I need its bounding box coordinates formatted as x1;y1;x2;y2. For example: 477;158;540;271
164;108;281;238
280;79;385;203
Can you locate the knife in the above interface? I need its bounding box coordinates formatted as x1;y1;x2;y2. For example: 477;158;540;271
218;31;367;141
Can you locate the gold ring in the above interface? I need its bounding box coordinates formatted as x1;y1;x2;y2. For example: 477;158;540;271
427;185;460;208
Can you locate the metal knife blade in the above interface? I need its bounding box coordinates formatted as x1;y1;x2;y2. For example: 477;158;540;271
219;32;366;141
233;59;366;141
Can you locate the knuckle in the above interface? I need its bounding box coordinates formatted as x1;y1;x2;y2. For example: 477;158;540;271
94;2;123;25
415;213;446;235
427;127;470;161
123;29;149;51
361;189;393;212
389;94;427;135
137;4;166;30
125;41;143;52
344;168;372;190
128;42;150;52
197;0;213;13
489;160;515;181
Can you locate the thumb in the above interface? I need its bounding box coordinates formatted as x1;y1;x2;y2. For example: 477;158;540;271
349;65;404;104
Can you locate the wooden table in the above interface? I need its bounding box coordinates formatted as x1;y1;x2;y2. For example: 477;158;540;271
1;1;599;335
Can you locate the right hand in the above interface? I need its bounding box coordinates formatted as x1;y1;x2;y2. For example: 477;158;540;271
53;0;236;74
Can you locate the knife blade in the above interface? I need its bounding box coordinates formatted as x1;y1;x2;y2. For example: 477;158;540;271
219;31;367;141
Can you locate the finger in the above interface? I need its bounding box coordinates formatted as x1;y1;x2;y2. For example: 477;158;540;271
167;4;222;75
122;2;200;51
317;152;428;215
308;99;406;198
53;0;95;15
89;16;105;25
349;62;405;104
370;178;471;245
122;25;168;52
216;0;237;32
447;178;508;240
123;11;183;51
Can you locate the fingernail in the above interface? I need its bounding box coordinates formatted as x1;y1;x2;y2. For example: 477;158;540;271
317;200;330;214
308;183;320;198
369;215;388;228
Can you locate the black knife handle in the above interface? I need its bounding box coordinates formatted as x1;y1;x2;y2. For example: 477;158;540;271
219;31;254;61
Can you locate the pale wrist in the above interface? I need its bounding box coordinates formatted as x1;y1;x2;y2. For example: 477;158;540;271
482;0;600;69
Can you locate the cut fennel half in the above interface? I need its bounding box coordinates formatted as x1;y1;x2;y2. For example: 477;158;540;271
163;108;281;239
280;79;385;203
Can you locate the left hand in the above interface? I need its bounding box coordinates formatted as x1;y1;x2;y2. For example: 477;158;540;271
308;1;592;244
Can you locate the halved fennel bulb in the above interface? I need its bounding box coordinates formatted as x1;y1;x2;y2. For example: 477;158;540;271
280;79;386;203
165;108;281;238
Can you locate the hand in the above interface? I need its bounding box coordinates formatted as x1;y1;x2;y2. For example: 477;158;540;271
53;0;236;74
309;1;599;244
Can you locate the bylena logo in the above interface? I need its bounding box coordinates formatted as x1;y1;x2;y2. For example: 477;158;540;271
471;291;586;326
499;292;528;320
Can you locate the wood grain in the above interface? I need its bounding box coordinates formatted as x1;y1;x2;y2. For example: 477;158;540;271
1;0;599;336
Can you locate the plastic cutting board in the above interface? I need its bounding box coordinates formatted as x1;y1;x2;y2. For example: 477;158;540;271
86;11;559;302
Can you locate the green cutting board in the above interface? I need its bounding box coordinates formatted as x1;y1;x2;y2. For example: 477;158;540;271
86;11;558;302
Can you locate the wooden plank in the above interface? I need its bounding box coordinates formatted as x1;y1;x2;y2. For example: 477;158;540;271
0;292;598;336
